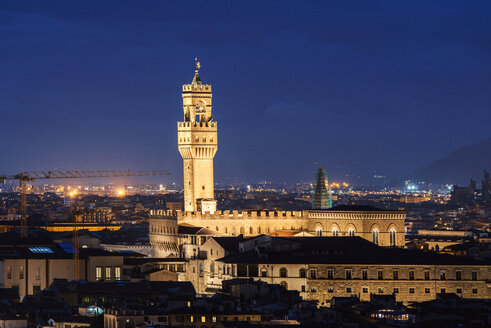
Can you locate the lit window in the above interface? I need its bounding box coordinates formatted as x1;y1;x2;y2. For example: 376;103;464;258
105;267;111;280
19;266;24;279
372;229;379;245
201;316;206;323
115;267;121;280
96;266;102;280
389;228;396;246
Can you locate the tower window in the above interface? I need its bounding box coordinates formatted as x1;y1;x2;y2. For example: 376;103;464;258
202;186;205;190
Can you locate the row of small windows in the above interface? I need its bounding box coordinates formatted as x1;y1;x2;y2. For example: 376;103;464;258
95;266;121;281
261;268;317;279
315;226;397;246
255;267;479;281
325;269;478;281
179;136;214;142
337;287;479;295
6;265;43;281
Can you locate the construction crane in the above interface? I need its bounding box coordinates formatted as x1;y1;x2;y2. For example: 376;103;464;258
0;169;171;279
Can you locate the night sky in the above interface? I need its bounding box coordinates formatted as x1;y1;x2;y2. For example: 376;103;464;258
1;1;491;185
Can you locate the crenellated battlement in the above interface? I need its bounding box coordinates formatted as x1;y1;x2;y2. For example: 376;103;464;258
177;121;217;129
308;210;406;220
182;84;211;92
150;209;306;220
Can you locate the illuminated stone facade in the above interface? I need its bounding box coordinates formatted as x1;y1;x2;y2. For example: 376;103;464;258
178;64;217;213
149;207;405;257
149;65;405;257
184;236;491;304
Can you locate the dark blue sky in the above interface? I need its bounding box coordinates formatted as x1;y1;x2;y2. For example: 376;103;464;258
1;1;490;185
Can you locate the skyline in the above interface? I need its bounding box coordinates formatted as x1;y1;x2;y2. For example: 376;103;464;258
2;1;491;185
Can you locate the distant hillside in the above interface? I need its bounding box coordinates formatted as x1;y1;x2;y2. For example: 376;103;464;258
409;137;491;185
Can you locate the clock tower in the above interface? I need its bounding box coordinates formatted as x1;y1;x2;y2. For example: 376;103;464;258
177;60;218;213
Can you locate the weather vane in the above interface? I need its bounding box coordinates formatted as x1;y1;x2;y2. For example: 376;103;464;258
195;57;201;70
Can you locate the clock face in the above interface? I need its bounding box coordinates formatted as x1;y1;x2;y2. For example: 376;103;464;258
195;103;206;114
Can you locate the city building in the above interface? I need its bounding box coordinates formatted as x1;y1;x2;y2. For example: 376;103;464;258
0;233;142;299
150;65;406;257
188;235;491;305
312;167;332;209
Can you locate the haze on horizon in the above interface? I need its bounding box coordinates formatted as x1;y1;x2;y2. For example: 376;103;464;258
1;1;491;186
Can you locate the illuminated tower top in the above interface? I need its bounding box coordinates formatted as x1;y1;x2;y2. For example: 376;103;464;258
178;59;218;213
182;58;213;123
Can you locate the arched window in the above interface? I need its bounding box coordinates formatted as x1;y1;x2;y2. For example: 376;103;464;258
372;229;379;245
280;281;288;289
280;267;288;278
258;227;262;234
348;227;355;237
249;227;253;234
315;225;323;237
332;226;339;237
389;228;396;246
240;227;245;234
261;268;267;277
